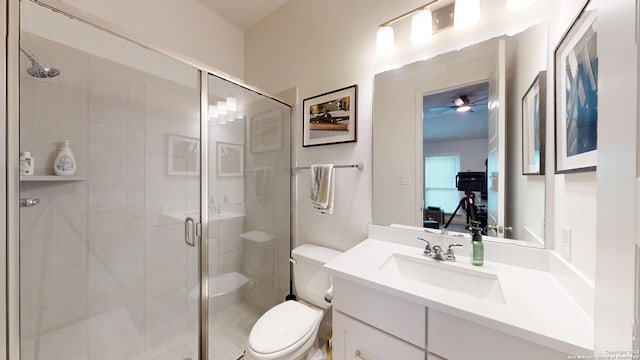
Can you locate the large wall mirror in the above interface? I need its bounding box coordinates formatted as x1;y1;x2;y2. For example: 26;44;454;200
373;22;548;246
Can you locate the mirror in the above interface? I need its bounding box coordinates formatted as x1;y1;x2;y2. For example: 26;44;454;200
372;22;548;246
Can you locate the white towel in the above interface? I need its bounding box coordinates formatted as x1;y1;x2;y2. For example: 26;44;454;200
255;167;271;205
310;164;335;215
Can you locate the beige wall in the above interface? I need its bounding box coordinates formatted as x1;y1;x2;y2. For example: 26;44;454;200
55;0;245;79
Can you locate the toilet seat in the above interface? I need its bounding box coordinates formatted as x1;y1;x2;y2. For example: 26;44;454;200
248;301;323;359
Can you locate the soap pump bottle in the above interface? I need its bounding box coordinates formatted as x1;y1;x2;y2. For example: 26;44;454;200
470;220;484;266
54;140;77;176
19;151;35;176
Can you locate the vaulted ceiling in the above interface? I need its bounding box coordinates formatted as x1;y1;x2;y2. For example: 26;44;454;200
197;0;290;30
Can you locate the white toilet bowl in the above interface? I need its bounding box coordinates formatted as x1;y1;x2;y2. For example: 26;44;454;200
245;244;343;360
245;300;324;360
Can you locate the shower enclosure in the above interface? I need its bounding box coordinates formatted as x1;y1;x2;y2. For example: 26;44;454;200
13;1;291;359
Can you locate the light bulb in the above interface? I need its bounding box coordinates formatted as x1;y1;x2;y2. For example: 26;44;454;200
376;26;395;56
454;0;480;30
216;100;227;115
411;8;433;45
456;105;472;112
507;0;535;11
208;104;218;119
226;96;237;112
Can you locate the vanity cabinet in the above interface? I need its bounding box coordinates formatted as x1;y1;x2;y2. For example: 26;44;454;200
332;277;572;360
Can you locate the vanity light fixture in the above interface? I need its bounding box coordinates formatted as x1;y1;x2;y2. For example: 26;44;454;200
376;26;395;56
208;104;218;119
506;0;536;11
454;0;480;30
216;100;227;115
411;8;433;45
376;0;438;56
226;96;237;112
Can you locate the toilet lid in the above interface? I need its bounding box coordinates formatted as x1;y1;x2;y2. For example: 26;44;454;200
249;301;318;354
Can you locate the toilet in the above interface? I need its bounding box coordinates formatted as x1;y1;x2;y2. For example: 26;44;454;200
245;244;343;360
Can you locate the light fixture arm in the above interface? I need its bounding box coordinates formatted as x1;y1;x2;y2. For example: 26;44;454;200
380;0;439;27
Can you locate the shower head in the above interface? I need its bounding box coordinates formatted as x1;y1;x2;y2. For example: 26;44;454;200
19;47;60;78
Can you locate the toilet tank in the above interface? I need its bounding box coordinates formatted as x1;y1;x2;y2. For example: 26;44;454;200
291;244;343;309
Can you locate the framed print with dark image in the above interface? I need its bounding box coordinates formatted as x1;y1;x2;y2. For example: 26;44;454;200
217;142;243;177
522;71;546;175
554;0;598;173
303;84;357;147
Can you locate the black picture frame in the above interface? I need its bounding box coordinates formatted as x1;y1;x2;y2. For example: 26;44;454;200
522;71;546;175
302;85;357;147
554;0;598;174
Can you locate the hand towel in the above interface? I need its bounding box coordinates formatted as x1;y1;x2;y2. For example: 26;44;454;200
310;164;335;215
255;167;271;205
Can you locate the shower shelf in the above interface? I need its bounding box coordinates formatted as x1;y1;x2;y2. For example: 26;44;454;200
20;175;87;182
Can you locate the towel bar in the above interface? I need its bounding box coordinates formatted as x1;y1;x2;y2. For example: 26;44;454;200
293;163;363;171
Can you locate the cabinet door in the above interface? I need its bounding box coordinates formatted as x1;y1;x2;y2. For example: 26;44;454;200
428;310;570;360
333;311;424;360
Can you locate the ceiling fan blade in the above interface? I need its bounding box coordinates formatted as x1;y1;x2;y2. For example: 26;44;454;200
470;97;488;105
429;106;454;112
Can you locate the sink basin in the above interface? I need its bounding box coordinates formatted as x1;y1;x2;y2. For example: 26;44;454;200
378;253;505;304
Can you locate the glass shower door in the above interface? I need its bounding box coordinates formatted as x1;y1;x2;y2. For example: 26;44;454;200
18;2;201;359
206;74;291;359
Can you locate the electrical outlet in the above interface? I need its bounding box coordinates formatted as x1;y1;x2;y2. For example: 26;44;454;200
400;175;411;185
561;226;572;261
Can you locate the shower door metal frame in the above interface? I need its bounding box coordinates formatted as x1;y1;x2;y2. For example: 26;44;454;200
7;0;22;358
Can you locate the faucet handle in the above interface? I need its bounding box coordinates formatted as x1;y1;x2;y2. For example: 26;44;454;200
446;243;463;261
417;237;432;256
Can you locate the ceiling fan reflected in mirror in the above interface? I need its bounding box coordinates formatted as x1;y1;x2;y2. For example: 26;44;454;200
429;95;488;115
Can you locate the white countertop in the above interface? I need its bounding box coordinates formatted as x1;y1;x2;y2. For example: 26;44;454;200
324;238;593;355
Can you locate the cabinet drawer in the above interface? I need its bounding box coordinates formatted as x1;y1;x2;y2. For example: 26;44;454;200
333;310;425;360
333;277;425;348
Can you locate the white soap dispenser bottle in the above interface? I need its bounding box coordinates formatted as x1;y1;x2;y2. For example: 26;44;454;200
54;140;77;176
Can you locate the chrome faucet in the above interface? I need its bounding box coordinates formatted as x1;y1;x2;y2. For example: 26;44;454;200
209;197;221;214
417;238;462;262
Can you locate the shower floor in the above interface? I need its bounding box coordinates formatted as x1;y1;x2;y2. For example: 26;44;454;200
21;300;264;360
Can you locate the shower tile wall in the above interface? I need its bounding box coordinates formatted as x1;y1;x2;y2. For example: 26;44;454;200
20;33;199;360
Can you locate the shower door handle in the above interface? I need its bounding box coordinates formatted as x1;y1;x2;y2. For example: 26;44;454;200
185;217;197;247
20;198;40;207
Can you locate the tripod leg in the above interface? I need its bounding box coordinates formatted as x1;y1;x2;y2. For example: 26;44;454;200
444;198;465;229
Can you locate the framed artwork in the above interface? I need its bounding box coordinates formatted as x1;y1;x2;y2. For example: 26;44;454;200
251;109;282;153
217;142;243;177
522;71;546;175
167;134;199;176
303;84;357;147
554;0;598;173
